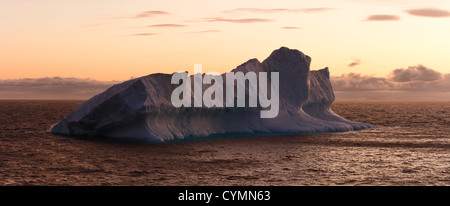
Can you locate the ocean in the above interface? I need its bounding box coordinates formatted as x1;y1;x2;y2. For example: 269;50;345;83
0;100;449;185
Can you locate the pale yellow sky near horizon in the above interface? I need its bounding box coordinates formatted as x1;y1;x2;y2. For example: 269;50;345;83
1;0;449;81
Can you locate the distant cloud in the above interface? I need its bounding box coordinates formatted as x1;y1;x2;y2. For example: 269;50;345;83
147;24;186;28
0;77;115;86
187;30;221;33
203;17;274;23
300;8;335;13
389;65;443;82
133;11;170;18
348;59;361;67
406;8;450;18
365;14;400;21
332;73;395;91
282;27;303;30
223;7;334;14
2;69;449;100
0;77;118;100
133;33;158;36
331;65;450;93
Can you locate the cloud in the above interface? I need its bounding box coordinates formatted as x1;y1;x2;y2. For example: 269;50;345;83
365;14;400;21
133;11;170;18
300;8;335;13
282;27;303;30
203;17;274;23
0;77;118;100
133;33;158;36
187;30;221;33
2;69;449;100
331;65;450;93
389;65;443;82
348;59;361;67
0;77;116;86
223;7;334;14
406;8;450;18
332;73;395;91
147;24;186;28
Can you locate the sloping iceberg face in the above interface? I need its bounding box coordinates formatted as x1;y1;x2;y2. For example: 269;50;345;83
51;47;373;142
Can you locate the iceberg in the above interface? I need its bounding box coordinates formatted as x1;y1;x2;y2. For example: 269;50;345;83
51;47;373;142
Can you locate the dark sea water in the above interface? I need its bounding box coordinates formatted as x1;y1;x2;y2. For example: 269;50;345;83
0;100;449;185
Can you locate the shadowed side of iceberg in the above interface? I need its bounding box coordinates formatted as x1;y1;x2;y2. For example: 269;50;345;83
51;47;373;142
302;68;373;130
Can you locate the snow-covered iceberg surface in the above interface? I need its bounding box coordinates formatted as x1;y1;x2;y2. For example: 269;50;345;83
51;47;373;142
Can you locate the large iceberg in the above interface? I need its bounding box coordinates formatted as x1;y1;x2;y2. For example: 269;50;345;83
51;47;372;142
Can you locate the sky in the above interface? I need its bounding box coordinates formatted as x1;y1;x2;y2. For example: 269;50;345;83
1;0;450;99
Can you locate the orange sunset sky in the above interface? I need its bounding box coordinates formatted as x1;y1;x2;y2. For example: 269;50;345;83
1;0;450;99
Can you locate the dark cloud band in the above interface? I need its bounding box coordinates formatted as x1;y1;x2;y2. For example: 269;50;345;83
390;65;442;82
133;11;170;18
365;15;400;21
331;65;449;92
406;8;450;18
203;17;274;23
0;77;117;100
